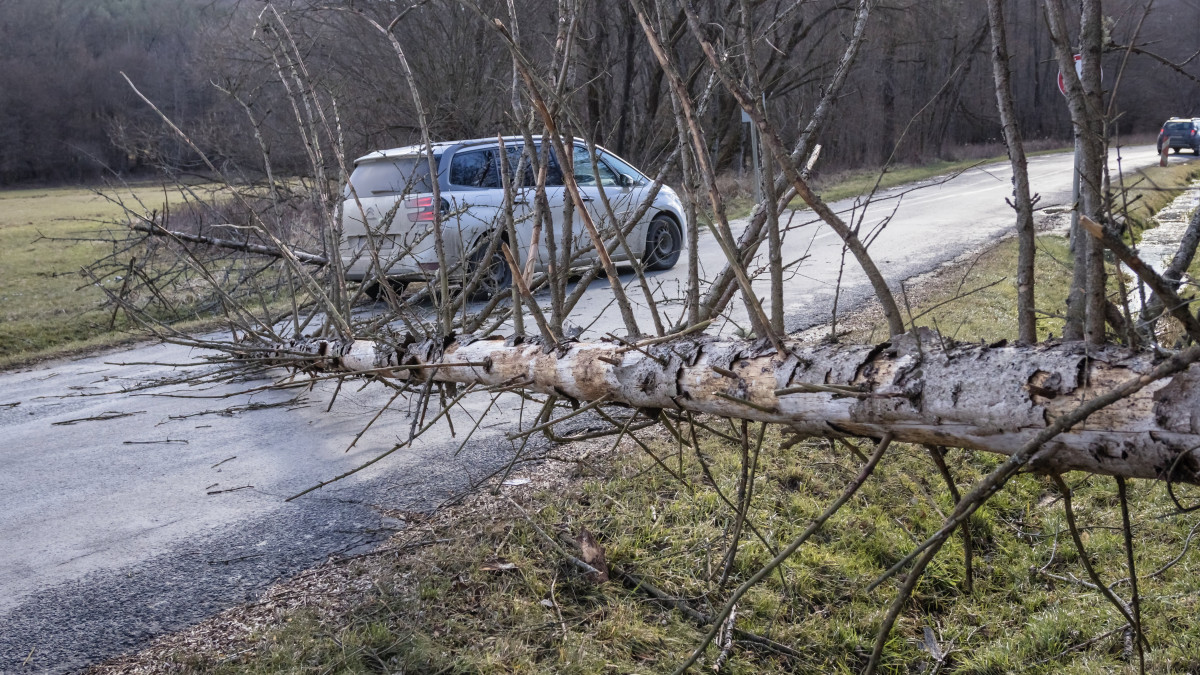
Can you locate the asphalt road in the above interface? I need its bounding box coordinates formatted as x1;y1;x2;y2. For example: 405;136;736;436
0;144;1190;672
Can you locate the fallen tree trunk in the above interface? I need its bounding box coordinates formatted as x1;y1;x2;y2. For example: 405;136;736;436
269;330;1200;483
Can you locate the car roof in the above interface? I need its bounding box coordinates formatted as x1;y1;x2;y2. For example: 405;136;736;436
353;136;589;164
354;141;461;164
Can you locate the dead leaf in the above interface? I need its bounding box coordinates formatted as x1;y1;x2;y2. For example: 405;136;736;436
576;528;608;583
480;559;518;572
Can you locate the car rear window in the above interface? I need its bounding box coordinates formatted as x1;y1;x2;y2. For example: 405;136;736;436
345;156;436;198
1164;121;1194;132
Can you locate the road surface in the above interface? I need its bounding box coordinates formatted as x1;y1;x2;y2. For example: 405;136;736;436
0;145;1189;672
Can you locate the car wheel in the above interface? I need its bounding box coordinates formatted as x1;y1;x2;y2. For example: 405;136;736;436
468;237;512;298
643;215;683;271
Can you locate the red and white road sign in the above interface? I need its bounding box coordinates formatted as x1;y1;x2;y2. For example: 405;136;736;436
1057;54;1083;96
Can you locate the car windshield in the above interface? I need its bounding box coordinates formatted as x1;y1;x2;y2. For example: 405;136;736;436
1164;122;1193;132
345;156;437;198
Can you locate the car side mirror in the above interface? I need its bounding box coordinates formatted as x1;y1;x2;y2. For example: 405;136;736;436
618;173;636;188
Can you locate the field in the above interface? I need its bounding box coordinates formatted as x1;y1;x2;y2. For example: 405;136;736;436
0;183;220;366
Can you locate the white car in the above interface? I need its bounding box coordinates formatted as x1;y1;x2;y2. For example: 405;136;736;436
339;136;686;297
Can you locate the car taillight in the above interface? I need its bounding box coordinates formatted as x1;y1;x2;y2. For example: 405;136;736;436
1161;128;1165;134
405;196;448;223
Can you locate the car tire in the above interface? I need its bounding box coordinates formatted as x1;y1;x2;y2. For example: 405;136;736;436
467;236;512;299
643;214;683;271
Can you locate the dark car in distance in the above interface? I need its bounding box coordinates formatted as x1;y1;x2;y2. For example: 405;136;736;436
1157;117;1200;154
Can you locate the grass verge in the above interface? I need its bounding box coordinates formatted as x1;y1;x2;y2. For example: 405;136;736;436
92;429;1200;674
721;144;1073;221
841;159;1200;346
1117;159;1200;233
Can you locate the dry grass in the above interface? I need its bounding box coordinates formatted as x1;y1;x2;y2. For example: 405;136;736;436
86;424;1200;674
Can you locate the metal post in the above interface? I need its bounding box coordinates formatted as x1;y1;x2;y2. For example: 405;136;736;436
1070;133;1081;251
743;108;762;205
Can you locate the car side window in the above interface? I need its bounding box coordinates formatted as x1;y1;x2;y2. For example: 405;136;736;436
502;145;536;187
599;150;646;185
449;149;500;188
570;145;620;187
544;147;565;187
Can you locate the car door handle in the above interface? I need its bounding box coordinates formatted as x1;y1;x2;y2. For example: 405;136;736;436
512;198;528;205
579;195;594;202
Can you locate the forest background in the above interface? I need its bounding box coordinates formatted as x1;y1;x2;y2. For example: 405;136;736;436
3;0;1199;187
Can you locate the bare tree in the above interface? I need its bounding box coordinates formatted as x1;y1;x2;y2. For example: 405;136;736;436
987;0;1038;344
85;0;1200;670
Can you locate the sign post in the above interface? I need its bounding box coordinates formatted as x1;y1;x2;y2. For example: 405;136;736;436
1059;54;1083;249
742;108;762;205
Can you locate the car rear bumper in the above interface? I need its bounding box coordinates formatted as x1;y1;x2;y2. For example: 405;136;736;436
340;235;464;282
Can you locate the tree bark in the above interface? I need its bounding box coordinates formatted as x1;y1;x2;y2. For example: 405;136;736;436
1043;0;1108;346
269;331;1200;484
985;0;1037;344
130;222;329;266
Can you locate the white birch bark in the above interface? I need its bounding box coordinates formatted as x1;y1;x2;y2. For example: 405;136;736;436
271;331;1200;483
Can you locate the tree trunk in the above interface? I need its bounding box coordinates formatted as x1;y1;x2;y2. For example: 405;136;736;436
270;331;1200;484
1044;0;1108;345
986;0;1037;344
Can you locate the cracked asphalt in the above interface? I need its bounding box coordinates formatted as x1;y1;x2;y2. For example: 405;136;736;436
0;145;1187;672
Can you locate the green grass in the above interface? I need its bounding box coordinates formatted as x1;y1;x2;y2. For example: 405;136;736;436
1117;161;1200;233
0;182;234;367
0;186;124;361
846;234;1075;345
147;431;1200;674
